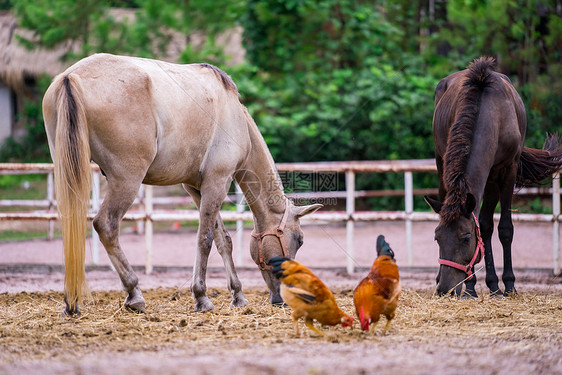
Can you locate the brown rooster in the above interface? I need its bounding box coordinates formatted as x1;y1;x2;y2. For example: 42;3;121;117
268;256;354;336
353;235;400;334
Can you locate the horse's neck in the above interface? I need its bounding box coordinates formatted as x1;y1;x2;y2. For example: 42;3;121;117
235;113;285;231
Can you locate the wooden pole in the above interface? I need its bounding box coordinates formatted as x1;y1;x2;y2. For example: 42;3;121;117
47;172;54;240
553;173;560;275
235;183;244;267
346;171;355;274
145;185;153;275
91;171;101;265
405;171;414;266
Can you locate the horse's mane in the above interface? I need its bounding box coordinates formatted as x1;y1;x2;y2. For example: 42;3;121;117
441;57;497;225
199;63;238;94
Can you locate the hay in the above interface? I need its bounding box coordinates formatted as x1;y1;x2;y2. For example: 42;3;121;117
1;286;562;363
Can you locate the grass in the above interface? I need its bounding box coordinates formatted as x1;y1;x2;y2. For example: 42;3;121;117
0;175;47;201
0;229;56;242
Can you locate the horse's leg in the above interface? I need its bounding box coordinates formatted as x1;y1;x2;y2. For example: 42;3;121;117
435;154;444;287
190;180;230;312
93;179;145;313
463;275;477;298
183;185;248;308
479;183;502;296
498;170;517;296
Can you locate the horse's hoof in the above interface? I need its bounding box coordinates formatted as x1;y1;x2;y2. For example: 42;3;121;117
125;290;146;313
461;291;477;299
61;306;81;317
270;293;284;305
194;297;215;312
125;301;146;314
490;289;504;298
504;288;518;297
230;292;248;308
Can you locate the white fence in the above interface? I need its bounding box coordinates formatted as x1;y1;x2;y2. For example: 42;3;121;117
0;161;560;275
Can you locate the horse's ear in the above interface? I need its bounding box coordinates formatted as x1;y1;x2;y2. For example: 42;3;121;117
424;195;442;214
463;193;476;218
294;203;323;218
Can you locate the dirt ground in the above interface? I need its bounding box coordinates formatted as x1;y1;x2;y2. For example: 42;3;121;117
1;221;562;375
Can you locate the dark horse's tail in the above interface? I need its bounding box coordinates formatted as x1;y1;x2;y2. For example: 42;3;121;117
442;57;496;224
516;133;562;187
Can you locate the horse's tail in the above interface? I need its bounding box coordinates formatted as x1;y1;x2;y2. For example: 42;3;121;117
442;56;496;224
516;133;562;187
53;73;91;312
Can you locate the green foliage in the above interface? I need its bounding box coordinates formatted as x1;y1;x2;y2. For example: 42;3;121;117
235;1;440;208
237;1;437;163
13;0;245;61
425;0;562;150
242;0;405;73
14;0;112;58
515;197;552;215
0;0;13;10
5;0;245;162
0;75;51;162
2;0;558;214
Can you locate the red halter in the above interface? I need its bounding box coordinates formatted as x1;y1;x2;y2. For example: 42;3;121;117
251;200;290;271
438;212;485;280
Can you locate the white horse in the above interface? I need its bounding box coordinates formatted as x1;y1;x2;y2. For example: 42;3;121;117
42;53;321;315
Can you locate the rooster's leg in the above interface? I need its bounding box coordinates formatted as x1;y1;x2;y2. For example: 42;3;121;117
369;320;379;333
291;312;301;336
304;318;324;336
382;319;392;335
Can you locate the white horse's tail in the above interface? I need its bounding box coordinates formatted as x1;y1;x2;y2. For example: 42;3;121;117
53;73;91;313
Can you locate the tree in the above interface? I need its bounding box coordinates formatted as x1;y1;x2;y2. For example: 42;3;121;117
2;0;245;162
4;0;559;212
13;0;245;62
424;0;562;147
234;0;441;209
14;0;114;58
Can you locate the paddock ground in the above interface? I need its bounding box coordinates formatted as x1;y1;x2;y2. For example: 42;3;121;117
1;221;561;374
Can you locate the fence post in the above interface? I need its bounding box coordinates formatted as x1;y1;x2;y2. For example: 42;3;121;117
235;183;244;267
47;172;55;240
136;185;145;235
553;172;560;276
405;171;413;266
91;171;101;265
346;170;355;274
145;185;153;274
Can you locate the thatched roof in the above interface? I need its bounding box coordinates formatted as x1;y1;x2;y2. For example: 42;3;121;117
0;9;245;94
0;11;68;93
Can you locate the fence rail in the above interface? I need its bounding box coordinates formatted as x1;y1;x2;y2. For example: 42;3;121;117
1;161;560;275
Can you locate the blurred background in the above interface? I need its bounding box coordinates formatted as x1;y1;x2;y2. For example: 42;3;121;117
0;0;560;219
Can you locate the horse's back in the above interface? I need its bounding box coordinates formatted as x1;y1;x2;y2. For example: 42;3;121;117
433;68;525;159
44;53;250;187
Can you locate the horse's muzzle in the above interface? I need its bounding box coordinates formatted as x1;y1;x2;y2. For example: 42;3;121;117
436;283;463;296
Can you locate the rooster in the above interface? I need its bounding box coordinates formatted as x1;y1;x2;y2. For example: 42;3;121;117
268;256;354;336
353;235;400;334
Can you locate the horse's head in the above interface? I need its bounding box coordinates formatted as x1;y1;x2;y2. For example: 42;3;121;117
250;199;322;305
425;194;483;296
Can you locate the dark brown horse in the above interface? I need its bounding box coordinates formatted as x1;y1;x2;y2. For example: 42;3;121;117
425;57;562;297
